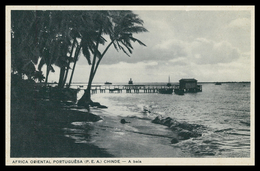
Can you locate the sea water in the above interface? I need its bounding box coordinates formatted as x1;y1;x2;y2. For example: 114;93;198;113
69;82;251;158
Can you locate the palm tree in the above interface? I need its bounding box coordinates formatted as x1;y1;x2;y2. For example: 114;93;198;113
67;28;106;88
67;40;81;87
61;11;108;89
60;11;103;88
36;11;74;88
61;37;77;88
78;10;148;107
34;11;60;86
11;10;44;78
60;12;83;88
93;11;148;75
11;10;147;107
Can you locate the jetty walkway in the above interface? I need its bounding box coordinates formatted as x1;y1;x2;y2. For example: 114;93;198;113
75;84;178;94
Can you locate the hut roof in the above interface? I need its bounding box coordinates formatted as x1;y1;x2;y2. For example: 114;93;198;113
179;78;197;82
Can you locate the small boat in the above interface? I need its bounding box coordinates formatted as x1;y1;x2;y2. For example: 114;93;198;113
159;76;173;94
104;81;112;85
215;82;222;85
158;88;173;94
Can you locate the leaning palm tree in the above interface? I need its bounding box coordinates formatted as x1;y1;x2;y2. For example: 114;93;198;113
65;11;106;88
68;30;107;87
78;10;148;107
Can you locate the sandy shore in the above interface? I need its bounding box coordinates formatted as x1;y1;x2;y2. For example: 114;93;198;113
85;114;186;157
11;95;187;157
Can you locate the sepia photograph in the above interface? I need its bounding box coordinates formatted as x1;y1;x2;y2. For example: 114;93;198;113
6;6;254;165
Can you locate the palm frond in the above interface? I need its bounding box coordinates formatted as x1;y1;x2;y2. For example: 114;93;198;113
129;37;147;46
123;26;148;34
54;55;72;68
81;38;92;65
120;34;133;50
88;41;102;59
120;40;133;54
99;35;107;44
116;41;130;57
50;65;55;72
95;49;102;59
111;41;119;52
82;46;91;65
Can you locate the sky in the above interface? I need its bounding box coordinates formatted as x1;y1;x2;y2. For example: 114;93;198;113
46;9;253;83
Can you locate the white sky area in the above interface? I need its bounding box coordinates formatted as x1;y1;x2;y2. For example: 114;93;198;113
45;10;253;83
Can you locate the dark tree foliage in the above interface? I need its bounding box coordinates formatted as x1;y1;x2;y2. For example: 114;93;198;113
11;10;147;104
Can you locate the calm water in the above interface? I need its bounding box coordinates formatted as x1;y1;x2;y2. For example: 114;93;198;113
70;83;251;157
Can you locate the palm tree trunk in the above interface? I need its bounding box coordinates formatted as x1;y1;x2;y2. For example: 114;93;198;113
62;38;77;87
44;34;58;87
78;27;103;106
44;65;50;87
58;66;65;88
78;40;113;108
80;41;114;104
67;62;76;88
93;40;114;77
68;43;82;88
85;29;103;100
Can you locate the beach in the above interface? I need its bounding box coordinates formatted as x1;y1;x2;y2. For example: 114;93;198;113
10;93;185;157
10;82;250;158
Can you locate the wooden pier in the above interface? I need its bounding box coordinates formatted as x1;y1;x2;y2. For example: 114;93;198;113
75;85;177;94
73;82;202;94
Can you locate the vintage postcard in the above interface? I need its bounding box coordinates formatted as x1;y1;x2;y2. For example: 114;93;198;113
6;5;255;165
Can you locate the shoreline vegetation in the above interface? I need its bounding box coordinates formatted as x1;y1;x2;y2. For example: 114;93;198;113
11;10;148;113
11;76;113;157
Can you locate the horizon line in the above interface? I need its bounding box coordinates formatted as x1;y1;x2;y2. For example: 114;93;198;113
70;81;251;84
